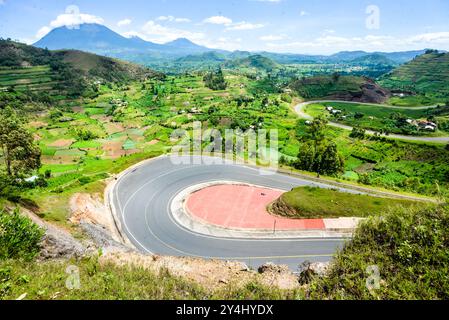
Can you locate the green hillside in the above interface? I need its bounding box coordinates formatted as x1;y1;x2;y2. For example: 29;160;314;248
350;53;397;66
289;75;390;103
56;50;161;83
380;51;449;101
225;54;281;72
0;40;161;99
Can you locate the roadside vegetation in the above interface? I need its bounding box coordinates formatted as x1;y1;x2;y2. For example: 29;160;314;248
271;186;426;219
307;204;449;299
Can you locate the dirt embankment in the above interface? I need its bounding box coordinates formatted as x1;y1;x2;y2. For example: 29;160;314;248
100;252;302;291
327;82;391;104
69;192;131;253
16;206;88;260
66;191;308;291
268;196;298;218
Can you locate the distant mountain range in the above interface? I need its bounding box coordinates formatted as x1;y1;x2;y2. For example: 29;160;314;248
34;23;214;58
34;23;441;66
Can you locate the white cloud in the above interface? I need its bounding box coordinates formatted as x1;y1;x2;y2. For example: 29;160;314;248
203;16;233;25
322;29;335;35
36;8;104;39
260;34;285;41
408;32;449;44
201;37;242;51
48;12;104;29
139;20;204;43
0;0;5;5
36;26;51;39
226;21;264;31
157;16;191;23
300;10;309;16
265;31;449;54
117;19;132;27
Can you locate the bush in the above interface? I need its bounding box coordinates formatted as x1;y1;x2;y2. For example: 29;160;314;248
78;176;92;185
308;205;449;299
350;127;366;139
0;209;44;261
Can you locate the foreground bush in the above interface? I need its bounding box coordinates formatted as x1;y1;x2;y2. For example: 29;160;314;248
0;257;303;300
0;209;44;261
308;204;449;299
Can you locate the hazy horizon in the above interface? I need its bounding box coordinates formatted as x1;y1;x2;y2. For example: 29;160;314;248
1;0;449;55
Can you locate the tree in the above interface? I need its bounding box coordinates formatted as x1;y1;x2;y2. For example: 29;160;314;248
303;115;328;155
203;68;227;90
350;127;366;139
332;72;341;83
320;142;345;175
295;140;344;176
295;116;344;176
354;112;365;119
0;107;41;177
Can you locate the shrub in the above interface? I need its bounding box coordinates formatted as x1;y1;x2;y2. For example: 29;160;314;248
350;127;366;139
308;205;449;299
78;176;92;185
0;209;44;261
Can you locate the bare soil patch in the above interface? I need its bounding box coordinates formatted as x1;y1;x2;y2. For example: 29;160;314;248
48;139;75;148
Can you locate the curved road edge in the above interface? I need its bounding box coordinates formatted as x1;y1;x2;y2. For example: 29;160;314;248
171;181;359;239
105;154;435;251
294;100;449;144
104;155;171;251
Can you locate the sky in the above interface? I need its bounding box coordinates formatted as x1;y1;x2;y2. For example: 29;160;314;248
1;0;449;54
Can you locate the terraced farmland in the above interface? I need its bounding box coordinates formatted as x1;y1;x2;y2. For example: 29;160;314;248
0;65;60;93
380;52;449;105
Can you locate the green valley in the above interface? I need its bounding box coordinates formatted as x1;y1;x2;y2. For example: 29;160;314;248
1;4;449;302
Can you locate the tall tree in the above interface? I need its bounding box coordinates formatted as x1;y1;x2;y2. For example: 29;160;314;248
0;107;41;177
296;116;344;176
303;115;328;158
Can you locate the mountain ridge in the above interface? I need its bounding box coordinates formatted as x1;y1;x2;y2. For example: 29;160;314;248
33;23;443;66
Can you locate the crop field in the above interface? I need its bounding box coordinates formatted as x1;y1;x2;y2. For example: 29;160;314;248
305;102;449;135
6;70;445;226
0;65;61;94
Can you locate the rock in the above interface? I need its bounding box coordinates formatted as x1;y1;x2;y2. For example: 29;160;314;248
258;262;289;274
298;261;331;285
80;222;130;252
309;262;330;277
38;226;87;260
239;262;251;272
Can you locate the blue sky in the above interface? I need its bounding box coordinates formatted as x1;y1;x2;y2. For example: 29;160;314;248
1;0;449;54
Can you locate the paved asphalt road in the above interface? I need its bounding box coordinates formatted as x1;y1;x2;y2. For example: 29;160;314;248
112;155;348;271
295;101;449;144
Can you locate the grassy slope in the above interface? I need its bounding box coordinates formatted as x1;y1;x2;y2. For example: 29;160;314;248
380;52;449;103
0;40;161;97
0;257;302;300
57;50;161;82
308;204;449;299
226;55;281;70
273;186;425;219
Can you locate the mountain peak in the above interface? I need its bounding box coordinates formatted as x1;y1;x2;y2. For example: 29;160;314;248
33;23;214;56
166;38;199;48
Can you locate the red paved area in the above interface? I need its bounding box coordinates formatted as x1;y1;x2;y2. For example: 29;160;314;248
185;184;325;230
